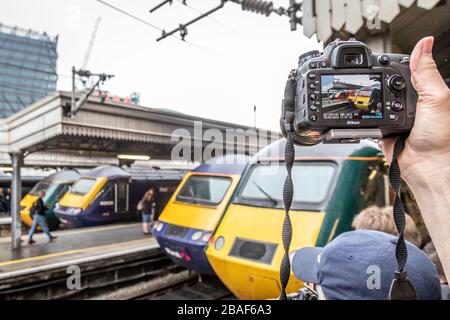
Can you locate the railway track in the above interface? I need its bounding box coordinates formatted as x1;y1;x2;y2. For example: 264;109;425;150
1;248;176;300
138;275;234;300
1;244;234;300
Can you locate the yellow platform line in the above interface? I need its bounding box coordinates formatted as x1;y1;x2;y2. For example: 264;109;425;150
0;249;83;267
0;223;141;244
0;238;154;267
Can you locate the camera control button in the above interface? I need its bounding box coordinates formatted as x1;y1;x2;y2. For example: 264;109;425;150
310;105;317;111
309;114;318;122
388;75;406;91
391;101;405;112
388;114;398;121
319;61;327;68
309;62;317;69
308;73;316;80
379;55;389;65
309;83;317;90
309;94;316;101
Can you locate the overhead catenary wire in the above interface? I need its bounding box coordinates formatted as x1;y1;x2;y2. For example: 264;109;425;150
175;0;238;33
156;0;227;41
96;0;214;53
149;0;173;13
153;0;301;42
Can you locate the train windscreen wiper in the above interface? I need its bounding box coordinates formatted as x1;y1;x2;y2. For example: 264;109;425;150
252;182;278;206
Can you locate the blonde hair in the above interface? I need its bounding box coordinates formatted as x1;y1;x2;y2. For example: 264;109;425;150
352;206;422;247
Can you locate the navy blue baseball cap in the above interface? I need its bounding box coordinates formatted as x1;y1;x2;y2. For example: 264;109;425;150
292;230;441;300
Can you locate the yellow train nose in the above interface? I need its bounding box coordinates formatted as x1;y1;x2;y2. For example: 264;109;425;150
206;204;325;300
20;194;38;228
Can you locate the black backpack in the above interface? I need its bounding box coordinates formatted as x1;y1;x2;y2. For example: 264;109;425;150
29;202;38;216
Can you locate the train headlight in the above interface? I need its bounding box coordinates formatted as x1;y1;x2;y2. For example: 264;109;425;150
191;231;203;241
69;207;82;215
202;232;212;242
214;236;225;250
155;221;164;232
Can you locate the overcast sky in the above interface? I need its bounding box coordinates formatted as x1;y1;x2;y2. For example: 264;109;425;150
0;0;322;131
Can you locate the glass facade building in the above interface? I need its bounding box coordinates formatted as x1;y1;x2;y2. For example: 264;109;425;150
0;24;58;118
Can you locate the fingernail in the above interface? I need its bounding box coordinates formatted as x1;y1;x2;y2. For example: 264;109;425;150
423;36;434;54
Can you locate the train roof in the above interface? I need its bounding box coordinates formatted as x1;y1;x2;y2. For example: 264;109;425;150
193;154;249;175
253;138;383;162
84;165;130;178
127;167;186;180
41;169;81;182
83;165;186;180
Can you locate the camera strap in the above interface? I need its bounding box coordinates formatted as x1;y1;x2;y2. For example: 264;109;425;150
279;72;296;300
387;136;417;300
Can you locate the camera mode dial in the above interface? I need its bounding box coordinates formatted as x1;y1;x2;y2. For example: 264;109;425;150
387;75;406;92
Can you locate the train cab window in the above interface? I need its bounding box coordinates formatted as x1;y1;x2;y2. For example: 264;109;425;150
29;182;59;201
176;175;232;206
103;184;114;201
71;178;97;196
55;184;68;199
360;163;389;207
236;163;335;208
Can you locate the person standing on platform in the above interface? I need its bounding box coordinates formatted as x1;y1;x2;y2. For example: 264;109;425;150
0;188;6;213
138;188;157;235
28;190;57;244
5;188;11;213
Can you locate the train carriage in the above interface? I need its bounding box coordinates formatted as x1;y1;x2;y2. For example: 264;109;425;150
206;139;392;299
152;155;248;275
54;165;184;228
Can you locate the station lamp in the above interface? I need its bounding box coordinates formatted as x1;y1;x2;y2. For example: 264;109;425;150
117;154;151;161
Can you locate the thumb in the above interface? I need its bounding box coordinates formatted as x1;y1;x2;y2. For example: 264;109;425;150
410;36;447;94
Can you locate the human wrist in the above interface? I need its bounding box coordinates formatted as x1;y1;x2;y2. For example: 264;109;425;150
402;155;450;194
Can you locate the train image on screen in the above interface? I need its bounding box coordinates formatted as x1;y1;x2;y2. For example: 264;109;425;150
54;165;184;228
321;74;382;120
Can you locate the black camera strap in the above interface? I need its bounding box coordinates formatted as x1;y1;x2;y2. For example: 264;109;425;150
387;136;417;300
279;72;296;300
280;74;417;300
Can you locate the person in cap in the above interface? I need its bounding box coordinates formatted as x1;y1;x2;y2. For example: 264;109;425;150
291;230;441;300
352;206;422;247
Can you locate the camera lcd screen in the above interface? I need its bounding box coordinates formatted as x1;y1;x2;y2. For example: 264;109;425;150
320;74;383;120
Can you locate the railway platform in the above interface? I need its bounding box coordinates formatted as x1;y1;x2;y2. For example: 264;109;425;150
0;223;166;299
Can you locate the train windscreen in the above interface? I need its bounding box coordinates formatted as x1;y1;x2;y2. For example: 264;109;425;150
70;178;97;196
236;163;335;208
29;182;60;201
176;175;232;206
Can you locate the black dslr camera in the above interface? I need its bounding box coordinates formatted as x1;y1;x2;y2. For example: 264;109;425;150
280;39;417;145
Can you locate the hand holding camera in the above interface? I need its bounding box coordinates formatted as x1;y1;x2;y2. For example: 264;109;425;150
281;36;450;294
281;38;417;145
380;36;450;182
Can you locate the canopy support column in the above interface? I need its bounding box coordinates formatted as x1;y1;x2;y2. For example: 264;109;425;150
10;152;23;250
